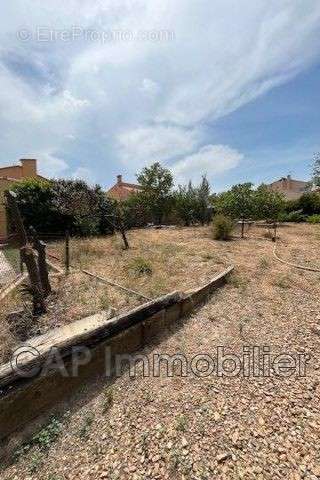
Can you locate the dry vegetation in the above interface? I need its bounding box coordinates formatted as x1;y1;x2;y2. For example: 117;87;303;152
2;223;320;479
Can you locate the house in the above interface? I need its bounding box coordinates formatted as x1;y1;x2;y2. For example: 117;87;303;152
0;159;43;241
267;175;309;201
106;175;143;201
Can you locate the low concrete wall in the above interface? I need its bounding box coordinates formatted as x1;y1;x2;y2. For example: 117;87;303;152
0;266;233;460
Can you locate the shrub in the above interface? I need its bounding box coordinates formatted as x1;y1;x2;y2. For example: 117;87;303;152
129;257;153;276
307;214;320;224
212;215;234;240
278;210;305;223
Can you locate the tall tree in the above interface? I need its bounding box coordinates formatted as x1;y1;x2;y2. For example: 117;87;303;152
313;152;320;187
137;162;174;225
194;175;211;225
174;182;197;226
215;183;255;220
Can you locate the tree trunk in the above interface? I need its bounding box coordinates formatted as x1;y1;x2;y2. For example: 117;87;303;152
5;191;46;315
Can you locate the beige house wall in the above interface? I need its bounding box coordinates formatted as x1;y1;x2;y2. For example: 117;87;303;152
0;179;16;239
268;175;309;201
0;159;39;241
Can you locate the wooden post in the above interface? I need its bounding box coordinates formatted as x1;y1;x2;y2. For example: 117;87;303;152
241;219;245;239
272;223;277;243
29;226;51;296
65;230;70;275
5;191;46;315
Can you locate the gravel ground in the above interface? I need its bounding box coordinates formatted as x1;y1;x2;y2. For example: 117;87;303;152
2;224;320;480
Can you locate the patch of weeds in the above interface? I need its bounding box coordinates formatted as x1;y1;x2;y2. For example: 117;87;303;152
129;257;153;276
175;414;188;432
259;257;269;269
15;416;63;462
79;412;95;439
32;416;64;451
29;451;43;473
102;388;113;413
273;275;291;289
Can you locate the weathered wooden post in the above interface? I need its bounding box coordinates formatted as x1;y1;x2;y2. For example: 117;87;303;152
241;219;245;239
29;226;51;296
272;222;277;242
5;191;46;315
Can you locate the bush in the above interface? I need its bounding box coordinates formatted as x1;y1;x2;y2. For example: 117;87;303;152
278;210;305;223
212;215;234;240
307;214;320;224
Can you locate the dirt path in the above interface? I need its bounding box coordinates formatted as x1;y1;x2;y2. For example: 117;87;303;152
2;224;320;480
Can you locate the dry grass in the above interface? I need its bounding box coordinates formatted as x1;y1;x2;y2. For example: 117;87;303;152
3;222;320;480
0;223;319;366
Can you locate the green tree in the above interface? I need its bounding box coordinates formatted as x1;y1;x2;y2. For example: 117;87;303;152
137;162;174;225
194;175;212;225
215;183;255;219
52;179;102;236
296;192;320;215
313;152;320;187
253;184;285;221
11;178;62;233
11;178;116;236
174;182;197;226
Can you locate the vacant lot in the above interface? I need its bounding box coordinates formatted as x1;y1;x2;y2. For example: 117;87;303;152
2;223;320;480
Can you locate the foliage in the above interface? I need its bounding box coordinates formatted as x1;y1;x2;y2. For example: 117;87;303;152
211;214;234;240
312;152;320;187
307;214;320;224
52;180;106;235
137;162;174;225
11;178;115;236
215;183;285;221
253;184;285;221
173;182;197;226
278;210;305;223
296;192;320;215
10;178;61;233
122;193;150;228
193;175;212;225
215;183;255;219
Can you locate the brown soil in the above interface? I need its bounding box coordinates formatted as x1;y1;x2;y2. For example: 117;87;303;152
2;223;320;480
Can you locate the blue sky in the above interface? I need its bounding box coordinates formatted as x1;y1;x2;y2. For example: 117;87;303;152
0;1;319;192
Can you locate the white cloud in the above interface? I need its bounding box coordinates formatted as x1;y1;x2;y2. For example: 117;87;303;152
37;153;69;178
72;166;95;184
0;1;319;184
117;125;200;166
172;145;243;184
140;78;160;97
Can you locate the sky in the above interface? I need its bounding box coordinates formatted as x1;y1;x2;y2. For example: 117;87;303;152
0;1;319;192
